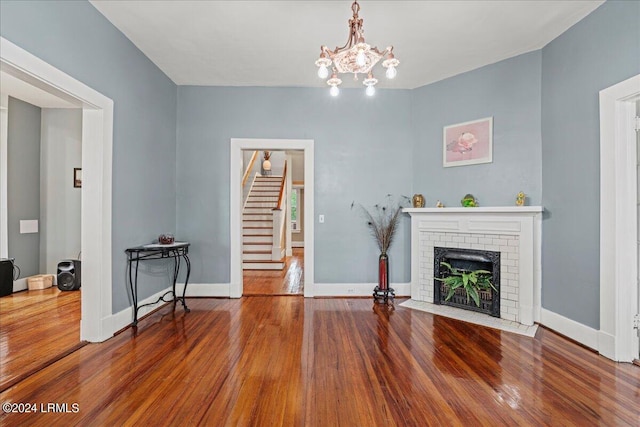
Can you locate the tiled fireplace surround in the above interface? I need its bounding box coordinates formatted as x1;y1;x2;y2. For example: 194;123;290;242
405;207;543;326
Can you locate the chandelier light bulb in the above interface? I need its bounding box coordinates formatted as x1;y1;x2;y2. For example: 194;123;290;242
330;85;340;97
386;65;397;79
356;49;366;67
365;84;375;97
318;64;329;79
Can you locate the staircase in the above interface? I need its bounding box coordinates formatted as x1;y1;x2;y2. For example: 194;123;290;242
243;175;286;270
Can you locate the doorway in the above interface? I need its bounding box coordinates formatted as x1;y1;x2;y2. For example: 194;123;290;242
637;99;640;362
230;139;314;298
599;73;640;362
1;37;114;342
241;149;304;296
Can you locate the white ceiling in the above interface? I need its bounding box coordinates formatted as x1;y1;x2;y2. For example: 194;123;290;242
90;0;604;89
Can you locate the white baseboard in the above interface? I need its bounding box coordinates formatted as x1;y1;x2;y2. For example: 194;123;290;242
313;282;410;297
292;241;304;248
108;284;230;335
110;287;172;332
597;330;616;360
540;308;598;351
176;282;230;297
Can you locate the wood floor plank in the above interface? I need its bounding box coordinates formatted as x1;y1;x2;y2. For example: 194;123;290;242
0;287;82;392
0;297;639;426
243;248;304;295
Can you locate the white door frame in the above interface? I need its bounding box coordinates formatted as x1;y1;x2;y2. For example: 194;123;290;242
599;73;640;362
230;138;314;297
0;37;114;342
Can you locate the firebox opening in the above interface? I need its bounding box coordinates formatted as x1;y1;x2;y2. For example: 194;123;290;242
434;247;500;317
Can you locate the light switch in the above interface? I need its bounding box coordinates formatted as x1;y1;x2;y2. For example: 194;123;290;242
319;215;325;223
20;220;39;234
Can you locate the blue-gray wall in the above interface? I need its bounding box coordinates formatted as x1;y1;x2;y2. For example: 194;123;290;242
176;87;413;284
7;97;41;278
40;108;82;275
0;1;178;312
2;0;637;329
412;51;542;207
541;0;640;328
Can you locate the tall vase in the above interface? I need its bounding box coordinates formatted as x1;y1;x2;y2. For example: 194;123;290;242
378;252;389;291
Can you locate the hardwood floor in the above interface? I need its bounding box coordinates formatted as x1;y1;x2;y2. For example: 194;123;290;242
0;287;83;392
243;248;304;295
1;296;638;426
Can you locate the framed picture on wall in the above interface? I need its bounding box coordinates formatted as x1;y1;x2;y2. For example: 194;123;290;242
443;117;493;167
74;168;82;188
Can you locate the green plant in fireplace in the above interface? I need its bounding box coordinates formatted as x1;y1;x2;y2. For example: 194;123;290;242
435;262;497;307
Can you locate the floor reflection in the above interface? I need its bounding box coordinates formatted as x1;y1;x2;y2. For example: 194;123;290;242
243;248;304;295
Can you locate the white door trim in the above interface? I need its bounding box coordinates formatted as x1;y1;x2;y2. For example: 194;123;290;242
0;94;8;258
1;37;114;342
599;73;640;362
230;139;314;297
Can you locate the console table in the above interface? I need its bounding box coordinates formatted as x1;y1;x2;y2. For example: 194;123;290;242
125;242;191;326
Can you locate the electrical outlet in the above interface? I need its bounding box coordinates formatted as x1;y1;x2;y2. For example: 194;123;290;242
319;214;325;223
347;288;355;294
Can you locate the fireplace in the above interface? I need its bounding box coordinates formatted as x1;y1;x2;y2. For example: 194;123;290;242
405;206;543;325
434;247;500;317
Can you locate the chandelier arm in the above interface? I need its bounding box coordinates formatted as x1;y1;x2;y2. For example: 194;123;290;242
331;26;358;54
370;46;392;57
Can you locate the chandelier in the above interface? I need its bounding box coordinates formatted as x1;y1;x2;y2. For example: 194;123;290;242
315;0;399;97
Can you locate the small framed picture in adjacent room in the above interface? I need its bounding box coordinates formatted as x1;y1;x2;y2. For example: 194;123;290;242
443;117;493;167
74;168;82;188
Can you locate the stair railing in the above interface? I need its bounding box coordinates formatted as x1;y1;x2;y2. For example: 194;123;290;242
242;151;260;207
271;162;288;261
242;150;258;188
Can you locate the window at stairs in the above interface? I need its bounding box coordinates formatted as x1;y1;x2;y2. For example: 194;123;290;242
291;188;299;232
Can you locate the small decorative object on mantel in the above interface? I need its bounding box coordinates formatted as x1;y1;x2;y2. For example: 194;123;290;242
412;194;425;208
352;195;410;304
436;200;444;208
461;194;478;207
516;191;526;206
158;233;175;245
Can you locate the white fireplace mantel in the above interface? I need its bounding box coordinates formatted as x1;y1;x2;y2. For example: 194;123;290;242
404;206;543;325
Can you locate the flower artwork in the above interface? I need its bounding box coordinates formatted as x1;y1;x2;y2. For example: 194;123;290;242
443;117;493;167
